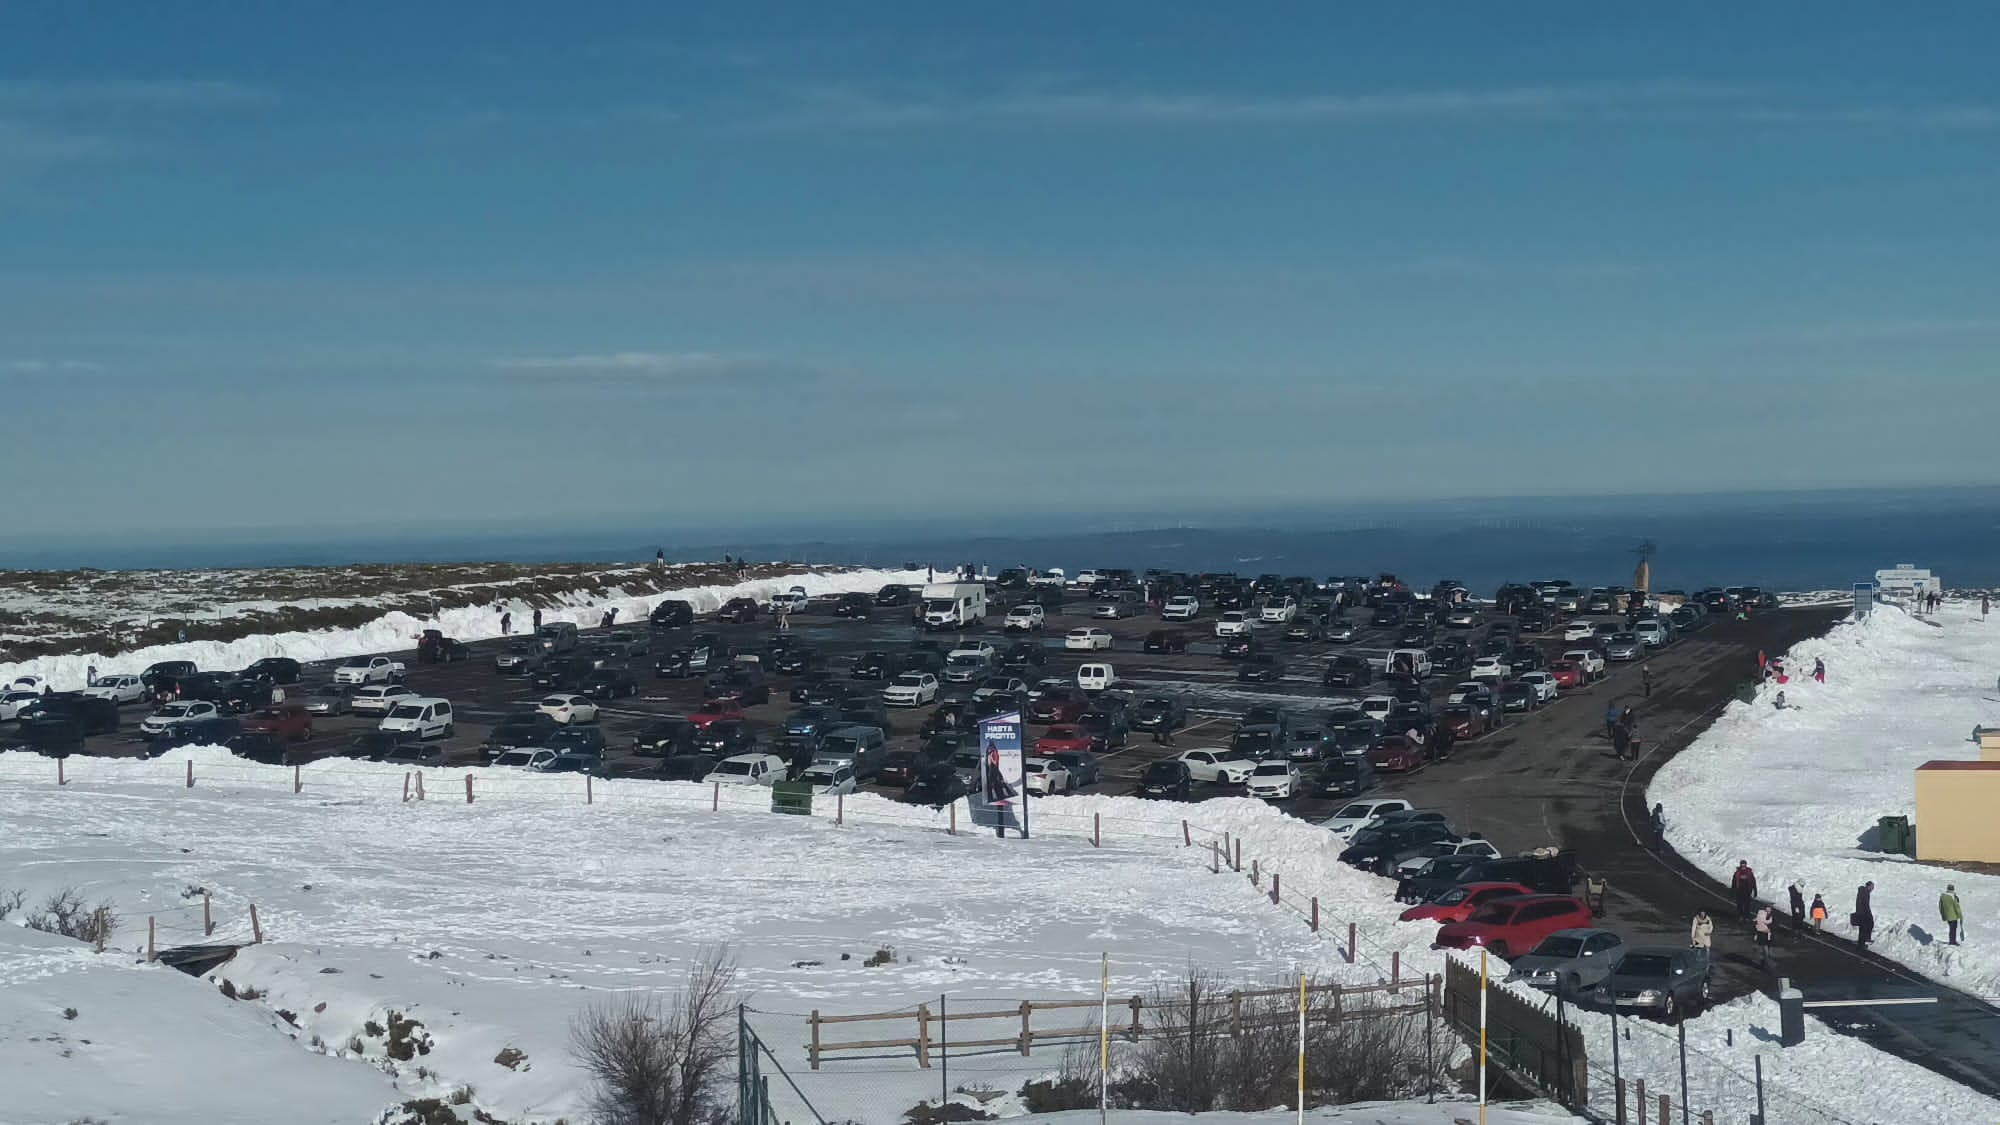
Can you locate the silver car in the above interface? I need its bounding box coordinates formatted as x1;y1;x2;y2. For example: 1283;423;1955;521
1507;928;1626;995
1604;633;1645;661
1325;621;1359;643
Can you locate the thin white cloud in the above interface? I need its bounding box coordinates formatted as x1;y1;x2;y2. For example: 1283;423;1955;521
492;351;751;375
0;358;104;373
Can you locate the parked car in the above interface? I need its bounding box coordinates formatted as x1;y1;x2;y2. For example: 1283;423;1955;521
712;751;786;786
882;672;941;707
1077;708;1129;751
650;599;695;628
1439;704;1490;741
537;693;600;725
239;704;314;742
1178;748;1253;785
1507;929;1627;996
1548;661;1585;689
81;674;147;705
1004;605;1047;632
1592;945;1712;1021
901;765;969;807
1035;723;1094;755
1338;821;1459;875
1213;611;1251;638
1365;735;1425;774
584;667;640;699
333;656;404;686
1064;627;1113;651
1162;595;1200;620
1322;656;1373;689
830;592;872;619
379;697;455;740
141;660;199;694
717;597;762;624
1562;621;1598;642
1144;629;1190;654
1310;757;1375;799
1136;759;1193;800
139;699;221;736
1245;759;1302;800
1022;757;1073;795
1434;896;1595;957
1237;654;1287;683
800;760;860;794
1517;670;1558;703
416;629;470;663
1398;881;1538;924
1132;692;1190;731
1321;796;1414;837
240;657;303;684
349;683;418;717
1046;751;1101;789
1393;835;1503;877
693;719;758;758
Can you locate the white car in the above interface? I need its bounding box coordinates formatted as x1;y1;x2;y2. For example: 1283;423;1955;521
1563;649;1607;679
0;689;47;720
1070;569;1103;588
378;697;454;740
493;748;559;770
1004;605;1046;632
1178;748;1254;785
799;760;857;795
1359;696;1395;722
768;590;809;615
350;683;419;716
1245;760;1302;800
713;752;787;787
1162;595;1200;620
332;656;404;686
139;700;219;736
10;675;48;693
1395;836;1504;877
1321;797;1414;838
537;693;600;725
1516;671;1558;703
973;676;1028;701
1023;758;1073;796
882;672;941;707
1469;656;1511;682
948;641;998;662
1065;627;1113;651
1634;620;1671;647
1258;596;1298;624
1562;622;1598;642
1213;611;1251;637
1447;681;1491;705
82;675;147;705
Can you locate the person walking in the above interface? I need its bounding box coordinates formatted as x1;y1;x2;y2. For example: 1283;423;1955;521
1983;594;1990;619
532;608;542;632
1754;905;1775;966
1941;884;1964;946
1732;860;1759;919
1642;664;1653;698
1789;883;1807;928
1757;649;1768;673
1612;721;1632;761
1854;881;1876;947
85;664;97;687
1649;803;1667;850
1690;910;1714;951
1810;894;1829;930
500;611;512;635
1604;702;1622;742
1160;723;1176;748
1813;657;1826;684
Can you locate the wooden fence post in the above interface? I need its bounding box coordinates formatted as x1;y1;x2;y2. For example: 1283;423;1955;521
836;792;843;825
1271;872;1280;904
1347;923;1357;964
586;774;593;805
1092;812;1100;847
250;903;263;944
808;1011;822;1070
1250;858;1260;887
1228;991;1242;1036
1616;1077;1626;1124
916;1003;933;1069
1233;838;1242;872
1310;897;1319;932
416;772;426;801
402;772;411;802
56;757;65;786
464;774;474;804
1018;1001;1032;1056
1128;995;1141;1039
147;916;156;962
712;780;720;811
185;759;194;788
203;892;213;937
1211;839;1220;873
1701;1112;1714;1125
1636;1079;1647;1125
1391;951;1401;987
1658;1094;1670;1125
294;763;302;794
1182;819;1190;846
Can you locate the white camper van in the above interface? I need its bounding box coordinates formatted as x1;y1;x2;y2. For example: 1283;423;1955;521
920;583;988;631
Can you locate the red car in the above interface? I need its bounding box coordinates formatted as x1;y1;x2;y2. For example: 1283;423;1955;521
1439;705;1488;742
1030;692;1089;725
1399;881;1535;925
1434;894;1594;958
1549;661;1584;689
1366;734;1426;774
1035;724;1094;755
240;704;313;742
688;699;746;728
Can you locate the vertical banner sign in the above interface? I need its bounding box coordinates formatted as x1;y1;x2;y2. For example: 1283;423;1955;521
972;712;1027;837
1853;582;1874;620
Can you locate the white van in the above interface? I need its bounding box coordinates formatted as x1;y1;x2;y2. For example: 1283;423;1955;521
1076;663;1115;693
1385;648;1434;680
713;752;787;787
920;583;989;630
379;697;455;740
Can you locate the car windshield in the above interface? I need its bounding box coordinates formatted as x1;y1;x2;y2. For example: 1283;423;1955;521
802;767;841;783
1045;725;1082;739
1532;936;1587;959
340;657;369;667
1335;802;1379;820
1618;953;1676;976
541;698;568;708
1253;762;1289;775
1012;607;1037;615
495;751;532;766
922;599;954;612
820;736;859;756
387;704;426;719
893;674;926;686
1142;762;1180;780
716;760;754;776
1434;887;1473;906
1466;902;1518;924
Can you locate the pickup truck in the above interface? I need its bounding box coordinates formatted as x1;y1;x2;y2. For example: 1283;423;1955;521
333;656;405;686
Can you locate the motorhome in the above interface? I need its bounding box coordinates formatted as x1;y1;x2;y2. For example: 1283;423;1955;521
920;583;988;631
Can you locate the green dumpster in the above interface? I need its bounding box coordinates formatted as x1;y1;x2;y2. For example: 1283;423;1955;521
771;780;814;817
1734;682;1759;705
1877;815;1910;855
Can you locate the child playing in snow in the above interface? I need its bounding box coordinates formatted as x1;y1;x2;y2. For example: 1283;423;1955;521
1810;894;1829;931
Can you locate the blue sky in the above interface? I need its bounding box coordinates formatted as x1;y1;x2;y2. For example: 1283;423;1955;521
2;3;1997;541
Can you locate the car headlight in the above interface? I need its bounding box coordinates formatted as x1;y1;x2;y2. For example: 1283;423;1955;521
1528;969;1558;981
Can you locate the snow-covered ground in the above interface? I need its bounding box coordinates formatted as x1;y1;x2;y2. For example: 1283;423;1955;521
0;565;924;693
3;746;1994;1124
1650;600;2000;995
1016;1105;1571;1125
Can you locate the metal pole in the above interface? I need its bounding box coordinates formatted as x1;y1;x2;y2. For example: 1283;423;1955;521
1610;1001;1622;1120
1754;1054;1766;1125
1297;972;1307;1123
1426;974;1436;1103
1099;953;1109;1124
1555;988;1567;1106
1480;950;1489;1125
1677;1020;1691;1125
940;993;949;1106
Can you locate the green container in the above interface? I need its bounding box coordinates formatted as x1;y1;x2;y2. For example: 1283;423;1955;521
771;780;814;816
1735;683;1759;705
1877;815;1910;854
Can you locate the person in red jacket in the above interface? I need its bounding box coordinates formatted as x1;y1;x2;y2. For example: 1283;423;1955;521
1732;860;1759;919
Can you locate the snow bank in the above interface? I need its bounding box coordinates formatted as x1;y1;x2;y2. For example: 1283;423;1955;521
0;923;402;1125
1649;600;2000;994
1014;1104;1574;1124
0;565;925;693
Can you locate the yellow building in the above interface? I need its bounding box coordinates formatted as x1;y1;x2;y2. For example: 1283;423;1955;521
1915;760;2000;862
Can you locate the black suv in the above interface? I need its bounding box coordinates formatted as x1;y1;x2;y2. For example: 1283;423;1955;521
650;599;694;629
830;592;872;619
1136;759;1192;800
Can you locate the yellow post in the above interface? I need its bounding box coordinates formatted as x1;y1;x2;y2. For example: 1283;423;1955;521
1480;949;1489;1125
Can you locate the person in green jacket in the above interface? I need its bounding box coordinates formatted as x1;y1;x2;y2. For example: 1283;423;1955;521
1941;885;1964;946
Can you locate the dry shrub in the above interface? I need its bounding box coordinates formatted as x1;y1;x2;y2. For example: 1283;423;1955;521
25;889;118;950
569;946;737;1125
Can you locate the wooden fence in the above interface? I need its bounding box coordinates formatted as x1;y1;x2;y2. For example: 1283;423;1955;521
807;975;1436;1069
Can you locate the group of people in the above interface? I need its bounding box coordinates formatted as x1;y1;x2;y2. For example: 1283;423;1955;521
1912;590;1945;614
1606;702;1640;760
1712;862;1966;964
496;607;546;635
